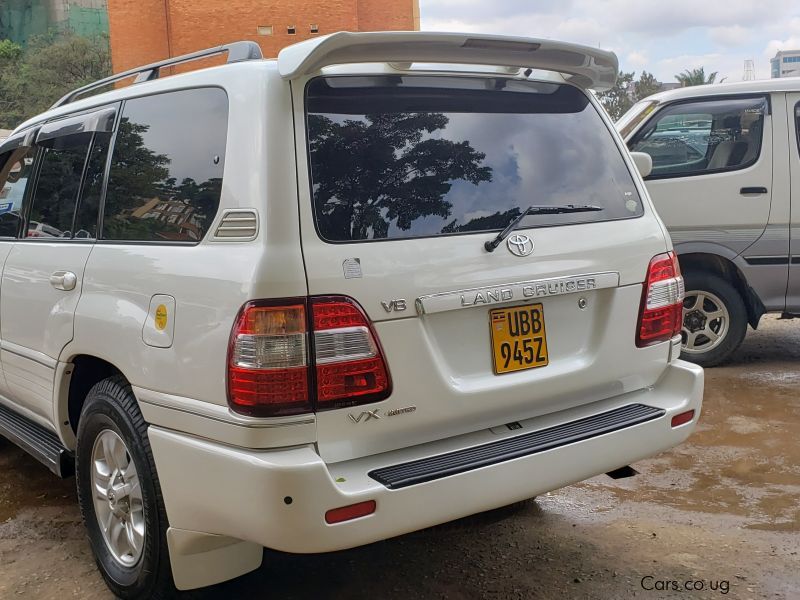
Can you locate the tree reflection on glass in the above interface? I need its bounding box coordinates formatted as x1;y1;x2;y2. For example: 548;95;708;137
308;112;492;241
104;119;221;241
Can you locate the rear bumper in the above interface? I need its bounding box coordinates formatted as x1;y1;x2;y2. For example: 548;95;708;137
149;359;702;555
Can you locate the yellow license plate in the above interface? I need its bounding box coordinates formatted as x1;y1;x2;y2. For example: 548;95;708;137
490;304;549;374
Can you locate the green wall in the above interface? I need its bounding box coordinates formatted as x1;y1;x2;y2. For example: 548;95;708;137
0;1;108;46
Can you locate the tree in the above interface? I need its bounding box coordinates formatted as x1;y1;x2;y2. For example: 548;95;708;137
0;34;111;129
596;70;635;121
675;67;718;87
308;112;492;240
635;71;661;101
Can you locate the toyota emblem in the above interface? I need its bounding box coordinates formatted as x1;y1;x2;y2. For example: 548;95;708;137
506;234;534;257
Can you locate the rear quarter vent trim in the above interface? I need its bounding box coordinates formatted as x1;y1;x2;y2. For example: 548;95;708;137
212;209;259;241
368;403;665;489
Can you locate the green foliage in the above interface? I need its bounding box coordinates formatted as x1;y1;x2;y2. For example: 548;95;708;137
675;67;718;87
635;71;661;100
0;33;111;129
596;70;635;121
0;39;22;63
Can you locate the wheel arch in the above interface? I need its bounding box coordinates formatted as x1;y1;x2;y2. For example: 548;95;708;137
54;354;128;450
677;251;765;329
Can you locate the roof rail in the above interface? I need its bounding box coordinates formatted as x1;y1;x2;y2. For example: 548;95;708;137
51;40;263;109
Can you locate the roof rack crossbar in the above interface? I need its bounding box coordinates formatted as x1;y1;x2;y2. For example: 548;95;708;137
51;40;263;109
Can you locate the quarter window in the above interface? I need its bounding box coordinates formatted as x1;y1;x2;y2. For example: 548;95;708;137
26;133;93;238
629;96;767;178
102;88;228;242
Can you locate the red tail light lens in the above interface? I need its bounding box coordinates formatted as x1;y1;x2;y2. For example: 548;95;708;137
227;296;391;417
227;300;312;417
311;296;391;409
636;252;684;348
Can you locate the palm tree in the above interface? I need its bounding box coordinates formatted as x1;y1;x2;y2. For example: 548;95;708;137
675;67;719;87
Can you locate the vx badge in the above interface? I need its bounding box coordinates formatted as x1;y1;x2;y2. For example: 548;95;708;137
348;409;381;423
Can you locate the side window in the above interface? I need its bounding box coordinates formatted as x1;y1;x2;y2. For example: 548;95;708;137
102;88;228;242
795;103;800;156
26;133;92;238
630;96;767;178
0;147;36;238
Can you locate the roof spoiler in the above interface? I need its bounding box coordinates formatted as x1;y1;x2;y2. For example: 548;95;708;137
278;31;618;90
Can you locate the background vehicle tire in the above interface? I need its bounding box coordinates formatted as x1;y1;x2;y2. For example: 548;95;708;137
680;271;747;367
75;375;175;599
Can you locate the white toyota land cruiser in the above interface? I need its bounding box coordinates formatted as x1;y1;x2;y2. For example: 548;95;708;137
0;32;703;598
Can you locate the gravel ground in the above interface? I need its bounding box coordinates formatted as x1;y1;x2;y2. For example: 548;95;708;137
0;315;798;599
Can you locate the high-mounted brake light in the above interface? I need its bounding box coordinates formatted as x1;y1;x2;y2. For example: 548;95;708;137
227;296;391;417
636;252;684;347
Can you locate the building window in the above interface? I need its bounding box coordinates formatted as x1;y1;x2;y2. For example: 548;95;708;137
310;24;319;34
257;25;273;36
287;25;296;35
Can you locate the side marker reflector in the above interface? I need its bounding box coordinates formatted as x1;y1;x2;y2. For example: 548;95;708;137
325;500;376;524
671;410;695;428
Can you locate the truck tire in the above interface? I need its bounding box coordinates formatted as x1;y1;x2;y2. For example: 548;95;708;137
75;375;175;599
680;271;747;367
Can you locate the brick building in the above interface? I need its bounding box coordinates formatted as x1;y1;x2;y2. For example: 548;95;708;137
107;0;420;73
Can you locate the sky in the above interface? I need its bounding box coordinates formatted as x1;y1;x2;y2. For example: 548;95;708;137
419;0;800;83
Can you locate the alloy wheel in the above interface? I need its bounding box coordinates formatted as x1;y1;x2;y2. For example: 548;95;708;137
90;429;145;567
681;290;730;354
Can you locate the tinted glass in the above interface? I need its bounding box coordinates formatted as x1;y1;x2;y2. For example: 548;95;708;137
794;102;800;156
74;131;112;239
102;88;228;242
306;76;642;243
0;147;36;237
27;133;92;238
629;96;767;178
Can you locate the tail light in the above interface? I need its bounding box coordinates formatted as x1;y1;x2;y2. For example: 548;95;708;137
227;296;391;417
227;300;311;417
636;252;684;348
311;296;391;409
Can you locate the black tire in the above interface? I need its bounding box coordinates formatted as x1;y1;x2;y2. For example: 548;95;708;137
680;271;747;367
75;375;175;599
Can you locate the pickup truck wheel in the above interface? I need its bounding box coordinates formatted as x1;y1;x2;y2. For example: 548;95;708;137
680;272;747;367
75;376;175;599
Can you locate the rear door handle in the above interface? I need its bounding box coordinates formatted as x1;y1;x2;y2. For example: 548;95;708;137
49;270;77;291
740;186;768;195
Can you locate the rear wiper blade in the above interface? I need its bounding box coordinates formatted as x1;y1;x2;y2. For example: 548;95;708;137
484;204;604;253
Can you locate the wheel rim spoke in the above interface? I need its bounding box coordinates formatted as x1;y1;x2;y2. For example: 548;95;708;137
90;429;145;568
681;289;731;354
690;293;705;311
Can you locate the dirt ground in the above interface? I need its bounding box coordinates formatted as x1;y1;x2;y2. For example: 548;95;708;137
0;316;798;599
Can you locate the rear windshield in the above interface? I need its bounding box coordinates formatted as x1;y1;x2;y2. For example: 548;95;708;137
305;75;643;243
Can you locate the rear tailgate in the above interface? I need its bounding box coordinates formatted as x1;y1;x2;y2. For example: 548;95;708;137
294;73;670;463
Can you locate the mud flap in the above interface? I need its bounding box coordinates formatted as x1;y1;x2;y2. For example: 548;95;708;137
745;285;765;330
167;528;262;590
